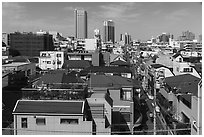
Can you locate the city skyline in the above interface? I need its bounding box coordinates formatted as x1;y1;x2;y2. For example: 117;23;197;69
2;2;202;41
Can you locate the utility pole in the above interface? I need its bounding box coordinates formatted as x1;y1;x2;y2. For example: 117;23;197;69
153;70;157;135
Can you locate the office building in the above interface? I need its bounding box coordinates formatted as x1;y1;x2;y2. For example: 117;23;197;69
179;30;195;41
9;32;54;57
75;9;88;39
103;20;115;43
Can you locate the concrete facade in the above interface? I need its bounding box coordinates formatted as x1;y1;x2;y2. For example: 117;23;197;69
39;51;64;70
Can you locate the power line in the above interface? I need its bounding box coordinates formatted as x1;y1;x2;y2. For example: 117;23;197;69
2;127;192;134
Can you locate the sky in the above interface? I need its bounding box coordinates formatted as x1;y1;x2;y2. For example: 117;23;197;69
2;2;202;41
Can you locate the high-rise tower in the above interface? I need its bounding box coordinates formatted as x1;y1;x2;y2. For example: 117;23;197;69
75;9;87;39
103;20;115;43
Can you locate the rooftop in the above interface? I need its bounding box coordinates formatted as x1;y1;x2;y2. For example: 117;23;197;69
110;60;130;66
13;100;84;115
151;63;170;69
80;66;132;76
62;60;91;69
164;74;201;97
35;70;85;89
87;74;140;89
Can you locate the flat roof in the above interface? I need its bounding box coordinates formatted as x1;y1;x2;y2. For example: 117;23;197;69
13;100;84;115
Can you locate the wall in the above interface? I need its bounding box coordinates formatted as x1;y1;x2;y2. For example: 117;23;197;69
191;81;202;135
173;61;200;78
15;115;92;135
109;89;130;107
85;39;97;51
39;51;64;70
87;96;112;134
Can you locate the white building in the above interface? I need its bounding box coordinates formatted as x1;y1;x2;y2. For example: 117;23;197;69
39;51;64;70
172;54;201;78
13;100;93;135
85;39;97;51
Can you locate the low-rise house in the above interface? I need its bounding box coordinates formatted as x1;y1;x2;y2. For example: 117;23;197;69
151;64;174;78
13;100;93;135
172;53;201;78
159;74;201;135
86;74;142;133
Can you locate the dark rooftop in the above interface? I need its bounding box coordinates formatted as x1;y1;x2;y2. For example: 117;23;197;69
164;74;201;97
13;100;84;115
35;70;85;89
80;66;132;76
62;60;91;69
87;74;139;89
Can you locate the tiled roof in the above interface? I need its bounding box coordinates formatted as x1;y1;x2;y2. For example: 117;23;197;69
87;74;139;89
79;66;132;76
164;74;200;96
62;60;91;69
13;100;84;114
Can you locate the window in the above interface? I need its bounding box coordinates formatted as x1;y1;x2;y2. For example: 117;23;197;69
41;53;46;57
120;89;131;100
21;118;27;128
47;61;51;64
179;58;182;62
60;119;78;124
36;118;46;125
183;68;193;72
57;61;61;64
56;54;61;57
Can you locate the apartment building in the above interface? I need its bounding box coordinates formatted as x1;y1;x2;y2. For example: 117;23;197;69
39;51;64;70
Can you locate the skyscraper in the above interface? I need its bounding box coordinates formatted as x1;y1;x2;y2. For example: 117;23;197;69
103;20;115;43
75;9;87;39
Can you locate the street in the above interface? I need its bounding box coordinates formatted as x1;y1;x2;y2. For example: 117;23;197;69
134;90;167;135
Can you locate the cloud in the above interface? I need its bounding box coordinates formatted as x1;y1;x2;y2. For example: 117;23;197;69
95;3;141;21
63;6;75;11
165;9;189;21
2;2;26;20
63;6;86;11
